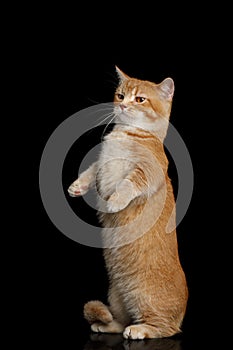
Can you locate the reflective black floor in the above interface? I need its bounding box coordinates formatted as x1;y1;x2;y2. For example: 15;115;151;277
45;320;197;350
76;330;199;350
84;333;183;350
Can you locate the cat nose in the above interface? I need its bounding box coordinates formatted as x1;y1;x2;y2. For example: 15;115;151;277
120;104;127;110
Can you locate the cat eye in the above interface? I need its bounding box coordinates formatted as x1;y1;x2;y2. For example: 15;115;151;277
135;96;146;103
116;93;124;100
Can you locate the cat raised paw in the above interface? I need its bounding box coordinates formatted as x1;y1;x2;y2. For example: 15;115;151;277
68;178;89;197
107;192;131;212
107;179;136;212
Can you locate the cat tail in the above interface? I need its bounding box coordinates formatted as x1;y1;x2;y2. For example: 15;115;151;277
84;300;113;324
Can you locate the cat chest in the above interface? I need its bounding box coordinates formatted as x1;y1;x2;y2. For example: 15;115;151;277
97;142;135;194
99;143;134;176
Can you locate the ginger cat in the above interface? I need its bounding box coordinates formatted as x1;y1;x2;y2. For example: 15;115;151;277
68;67;188;339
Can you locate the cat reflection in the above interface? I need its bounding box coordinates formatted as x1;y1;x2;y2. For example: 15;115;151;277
84;333;182;350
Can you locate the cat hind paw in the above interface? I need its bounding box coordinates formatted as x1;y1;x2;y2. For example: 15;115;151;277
91;320;124;333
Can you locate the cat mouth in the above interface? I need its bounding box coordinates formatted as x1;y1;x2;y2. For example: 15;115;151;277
114;107;132;121
118;109;130;117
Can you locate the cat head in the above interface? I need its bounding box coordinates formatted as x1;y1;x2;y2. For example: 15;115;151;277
114;66;174;136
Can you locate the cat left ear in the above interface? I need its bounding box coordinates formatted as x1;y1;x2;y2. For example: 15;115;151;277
115;66;130;82
158;78;175;101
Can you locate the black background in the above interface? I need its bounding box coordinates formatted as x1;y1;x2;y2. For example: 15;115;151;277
28;8;221;349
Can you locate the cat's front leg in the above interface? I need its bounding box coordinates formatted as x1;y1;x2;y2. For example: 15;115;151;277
68;162;98;197
107;179;138;212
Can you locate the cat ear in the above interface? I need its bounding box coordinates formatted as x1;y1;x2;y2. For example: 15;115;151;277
115;66;130;82
158;78;175;101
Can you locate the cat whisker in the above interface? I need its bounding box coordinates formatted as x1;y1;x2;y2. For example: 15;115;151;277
101;113;117;141
90;106;114;121
94;106;114;120
105;78;119;89
105;71;119;87
86;97;102;105
95;102;113;109
91;105;115;124
93;112;115;128
85;111;115;138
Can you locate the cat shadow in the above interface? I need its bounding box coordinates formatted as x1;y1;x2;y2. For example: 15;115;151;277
84;333;182;350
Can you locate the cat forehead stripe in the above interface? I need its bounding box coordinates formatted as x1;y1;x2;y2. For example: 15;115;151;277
132;87;137;95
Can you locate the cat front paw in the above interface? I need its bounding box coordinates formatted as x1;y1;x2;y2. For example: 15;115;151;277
107;180;136;213
67;178;89;197
107;192;131;213
123;325;146;340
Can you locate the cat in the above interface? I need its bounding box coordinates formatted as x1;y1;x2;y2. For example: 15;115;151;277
68;66;188;339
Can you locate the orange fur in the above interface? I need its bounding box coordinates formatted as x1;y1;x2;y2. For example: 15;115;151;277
68;67;188;339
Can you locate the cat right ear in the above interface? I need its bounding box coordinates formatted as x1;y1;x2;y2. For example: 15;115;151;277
115;66;130;82
158;78;175;101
